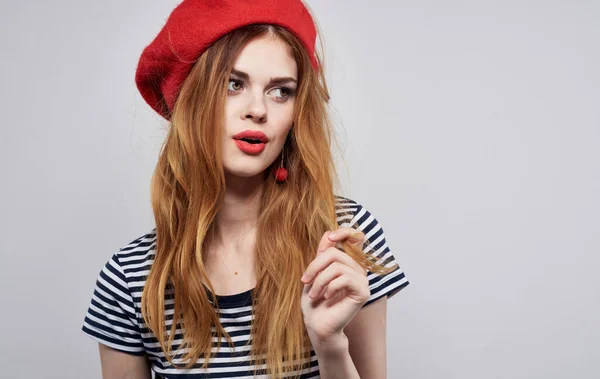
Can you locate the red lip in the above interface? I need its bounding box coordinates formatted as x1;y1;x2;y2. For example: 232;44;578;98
234;139;266;154
232;130;269;143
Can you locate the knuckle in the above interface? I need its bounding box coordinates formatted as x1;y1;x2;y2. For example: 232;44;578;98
349;231;366;244
333;262;346;273
331;248;347;260
326;246;339;255
315;273;327;284
362;290;370;301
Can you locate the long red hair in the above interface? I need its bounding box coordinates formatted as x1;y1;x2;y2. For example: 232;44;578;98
141;21;397;378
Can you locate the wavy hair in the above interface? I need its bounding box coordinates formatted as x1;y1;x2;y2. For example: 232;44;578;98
141;18;397;379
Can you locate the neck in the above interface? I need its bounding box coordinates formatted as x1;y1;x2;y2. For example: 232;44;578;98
208;171;264;253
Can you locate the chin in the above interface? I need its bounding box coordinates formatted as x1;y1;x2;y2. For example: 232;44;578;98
224;165;267;178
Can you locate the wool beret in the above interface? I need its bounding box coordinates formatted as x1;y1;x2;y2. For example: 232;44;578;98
134;0;318;120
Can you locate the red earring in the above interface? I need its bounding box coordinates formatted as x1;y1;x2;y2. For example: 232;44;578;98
274;167;288;182
274;148;288;183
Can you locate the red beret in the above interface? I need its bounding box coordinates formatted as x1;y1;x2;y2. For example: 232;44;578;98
134;0;318;120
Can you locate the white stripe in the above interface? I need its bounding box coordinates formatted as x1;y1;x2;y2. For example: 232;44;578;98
88;301;136;331
152;355;320;376
82;326;144;352
369;269;408;299
84;314;141;342
94;284;136;316
82;196;406;378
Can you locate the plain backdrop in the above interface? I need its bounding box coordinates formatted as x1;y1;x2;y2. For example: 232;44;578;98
1;0;599;378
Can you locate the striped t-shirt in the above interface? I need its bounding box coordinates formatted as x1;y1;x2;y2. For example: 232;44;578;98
81;195;410;378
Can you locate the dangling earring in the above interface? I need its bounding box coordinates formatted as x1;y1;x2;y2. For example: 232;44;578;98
274;148;288;183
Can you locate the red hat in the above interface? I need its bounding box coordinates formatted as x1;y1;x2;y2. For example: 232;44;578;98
135;0;318;120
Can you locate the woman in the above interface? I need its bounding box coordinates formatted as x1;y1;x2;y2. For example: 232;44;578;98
81;0;410;378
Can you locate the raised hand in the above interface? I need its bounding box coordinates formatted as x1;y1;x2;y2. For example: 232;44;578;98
300;228;370;344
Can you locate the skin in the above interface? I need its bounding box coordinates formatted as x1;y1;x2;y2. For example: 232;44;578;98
202;34;298;295
98;35;388;379
301;228;388;379
97;34;298;379
98;344;151;379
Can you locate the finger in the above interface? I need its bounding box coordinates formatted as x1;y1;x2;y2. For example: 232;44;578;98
327;227;367;270
308;261;356;299
323;273;370;302
323;246;366;276
327;227;366;245
317;230;336;254
301;231;337;284
302;247;366;284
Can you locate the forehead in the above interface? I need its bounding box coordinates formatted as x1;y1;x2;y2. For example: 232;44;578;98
233;37;298;80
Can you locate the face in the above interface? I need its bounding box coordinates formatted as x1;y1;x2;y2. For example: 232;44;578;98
222;35;298;180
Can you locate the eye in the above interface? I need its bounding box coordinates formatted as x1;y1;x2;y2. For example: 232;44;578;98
228;79;243;93
269;86;296;101
227;78;296;101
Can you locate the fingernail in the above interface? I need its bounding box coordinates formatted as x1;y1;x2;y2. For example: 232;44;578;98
328;231;337;239
301;273;309;282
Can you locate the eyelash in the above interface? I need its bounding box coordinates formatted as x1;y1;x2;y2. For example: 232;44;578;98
227;78;296;101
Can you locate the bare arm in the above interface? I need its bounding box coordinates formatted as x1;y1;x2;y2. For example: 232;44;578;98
310;296;388;379
344;296;388;379
98;343;152;379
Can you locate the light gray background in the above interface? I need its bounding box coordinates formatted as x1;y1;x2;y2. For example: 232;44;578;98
1;1;598;378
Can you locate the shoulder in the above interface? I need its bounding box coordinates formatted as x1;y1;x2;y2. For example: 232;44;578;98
114;228;157;266
334;194;360;226
115;228;156;262
334;194;391;255
81;228;157;355
334;194;376;231
335;195;410;305
109;228;157;293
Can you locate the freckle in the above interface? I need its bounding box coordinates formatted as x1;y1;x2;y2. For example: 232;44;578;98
235;272;238;275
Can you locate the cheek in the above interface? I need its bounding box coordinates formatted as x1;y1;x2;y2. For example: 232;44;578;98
222;100;242;144
271;103;295;127
224;99;239;124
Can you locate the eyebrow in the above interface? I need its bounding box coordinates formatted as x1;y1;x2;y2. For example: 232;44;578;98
230;68;297;85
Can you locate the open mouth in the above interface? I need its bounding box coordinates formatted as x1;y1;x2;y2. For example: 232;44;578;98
234;138;266;154
240;138;264;144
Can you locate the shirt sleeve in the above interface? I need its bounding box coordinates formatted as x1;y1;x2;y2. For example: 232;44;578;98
351;203;410;308
81;252;146;355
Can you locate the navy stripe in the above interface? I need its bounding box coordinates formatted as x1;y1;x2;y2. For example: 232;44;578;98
81;195;408;378
86;308;139;337
82;323;144;350
364;279;410;308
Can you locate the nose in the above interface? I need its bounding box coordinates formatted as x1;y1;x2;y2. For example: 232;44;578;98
242;92;267;123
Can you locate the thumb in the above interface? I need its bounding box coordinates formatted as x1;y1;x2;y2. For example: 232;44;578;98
316;230;337;255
